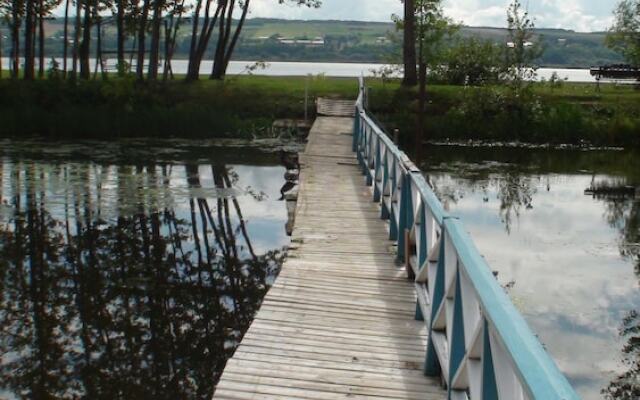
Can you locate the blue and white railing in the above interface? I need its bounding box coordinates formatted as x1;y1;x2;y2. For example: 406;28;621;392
353;78;580;400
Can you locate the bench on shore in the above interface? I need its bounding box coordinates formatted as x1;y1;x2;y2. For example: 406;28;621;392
590;65;640;90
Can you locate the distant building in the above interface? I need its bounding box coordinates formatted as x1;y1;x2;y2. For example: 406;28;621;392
557;38;567;45
506;41;535;48
375;36;389;44
278;37;325;46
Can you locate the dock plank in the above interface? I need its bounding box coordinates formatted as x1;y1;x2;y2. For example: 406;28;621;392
214;114;445;399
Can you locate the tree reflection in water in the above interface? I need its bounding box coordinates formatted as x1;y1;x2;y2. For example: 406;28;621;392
430;171;536;235
0;160;283;399
596;179;640;399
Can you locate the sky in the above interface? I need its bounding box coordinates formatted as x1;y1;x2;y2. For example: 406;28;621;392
249;0;619;32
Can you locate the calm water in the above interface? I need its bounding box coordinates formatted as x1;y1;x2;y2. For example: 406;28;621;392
0;139;297;399
1;139;638;400
421;145;640;400
1;57;600;81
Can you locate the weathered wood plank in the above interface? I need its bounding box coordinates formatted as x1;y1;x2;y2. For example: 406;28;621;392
214;113;445;399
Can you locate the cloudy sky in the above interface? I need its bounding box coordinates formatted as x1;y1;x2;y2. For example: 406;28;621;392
249;0;619;32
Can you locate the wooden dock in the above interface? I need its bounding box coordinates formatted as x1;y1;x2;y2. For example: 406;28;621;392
214;114;446;399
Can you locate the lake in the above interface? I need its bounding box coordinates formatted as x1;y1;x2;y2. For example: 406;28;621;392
0;139;300;399
421;145;640;400
0;57;603;82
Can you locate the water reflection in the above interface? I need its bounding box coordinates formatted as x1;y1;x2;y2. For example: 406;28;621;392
0;143;290;399
422;145;640;400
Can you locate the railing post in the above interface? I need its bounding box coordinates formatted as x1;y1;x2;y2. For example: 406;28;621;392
380;155;390;220
366;135;374;187
425;223;447;377
482;322;499;400
415;302;424;321
448;268;466;391
396;173;410;262
388;161;399;241
357;118;365;171
373;139;381;201
361;126;369;177
352;107;360;152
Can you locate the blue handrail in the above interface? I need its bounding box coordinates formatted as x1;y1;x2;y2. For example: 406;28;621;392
353;77;580;400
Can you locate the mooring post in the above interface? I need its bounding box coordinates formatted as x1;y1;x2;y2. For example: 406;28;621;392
393;129;400;144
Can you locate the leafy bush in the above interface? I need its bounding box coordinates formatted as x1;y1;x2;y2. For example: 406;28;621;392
436;38;503;86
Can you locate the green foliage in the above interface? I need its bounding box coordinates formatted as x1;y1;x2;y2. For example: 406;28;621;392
504;0;543;92
415;0;458;66
545;71;567;92
0;76;359;139
369;80;640;148
606;0;640;66
46;58;63;80
437;37;503;85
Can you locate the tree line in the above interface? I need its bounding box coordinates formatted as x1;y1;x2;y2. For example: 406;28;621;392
0;0;321;81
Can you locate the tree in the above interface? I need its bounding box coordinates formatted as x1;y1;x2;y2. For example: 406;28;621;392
401;0;417;86
606;0;640;66
413;0;455;163
62;0;70;78
0;0;24;78
504;0;541;92
185;0;321;81
113;0;128;75
23;0;35;79
439;37;502;86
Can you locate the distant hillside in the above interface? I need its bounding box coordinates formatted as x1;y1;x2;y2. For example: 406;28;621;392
238;19;624;67
0;18;624;68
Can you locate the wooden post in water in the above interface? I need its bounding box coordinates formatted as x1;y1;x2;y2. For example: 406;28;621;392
393;129;400;144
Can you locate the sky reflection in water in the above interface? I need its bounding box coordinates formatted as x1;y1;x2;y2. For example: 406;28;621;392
422;145;640;400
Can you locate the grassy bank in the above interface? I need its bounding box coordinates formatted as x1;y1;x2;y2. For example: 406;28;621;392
0;75;360;139
0;75;639;147
369;81;640;148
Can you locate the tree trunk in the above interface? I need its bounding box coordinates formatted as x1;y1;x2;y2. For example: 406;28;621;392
71;0;81;80
186;0;203;80
136;0;151;80
24;0;36;80
148;0;165;80
0;32;3;79
402;0;417;86
163;19;171;80
38;0;45;79
63;0;70;78
210;0;232;80
187;0;223;81
116;0;125;75
94;18;104;79
416;61;426;165
193;2;221;75
10;0;20;78
79;1;91;79
221;0;250;77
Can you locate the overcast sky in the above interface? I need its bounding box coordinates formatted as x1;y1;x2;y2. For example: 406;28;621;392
249;0;618;32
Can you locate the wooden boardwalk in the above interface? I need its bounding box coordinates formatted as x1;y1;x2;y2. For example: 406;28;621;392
214;116;446;399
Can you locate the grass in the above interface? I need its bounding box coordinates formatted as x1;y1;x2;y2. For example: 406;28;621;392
0;75;367;139
368;80;640;148
0;74;638;147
